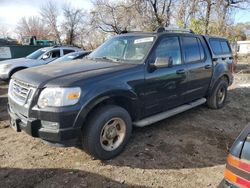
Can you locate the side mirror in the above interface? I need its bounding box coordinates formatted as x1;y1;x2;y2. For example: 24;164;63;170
153;57;173;69
42;54;49;60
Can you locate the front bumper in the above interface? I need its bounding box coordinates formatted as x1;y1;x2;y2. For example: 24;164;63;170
8;103;82;146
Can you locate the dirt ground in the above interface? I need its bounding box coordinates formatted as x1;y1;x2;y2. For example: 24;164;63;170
0;62;250;188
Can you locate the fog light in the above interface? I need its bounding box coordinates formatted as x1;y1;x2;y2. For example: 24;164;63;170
41;121;59;130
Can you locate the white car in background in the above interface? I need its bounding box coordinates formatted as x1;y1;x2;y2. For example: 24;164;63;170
0;46;81;81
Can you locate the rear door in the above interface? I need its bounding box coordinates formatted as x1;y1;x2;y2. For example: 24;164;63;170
181;36;213;102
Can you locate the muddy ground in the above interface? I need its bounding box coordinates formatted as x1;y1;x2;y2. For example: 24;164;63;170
0;62;250;188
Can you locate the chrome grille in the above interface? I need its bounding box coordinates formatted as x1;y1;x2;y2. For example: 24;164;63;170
9;79;35;106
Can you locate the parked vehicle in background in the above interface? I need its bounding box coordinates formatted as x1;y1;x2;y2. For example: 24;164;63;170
36;40;56;46
8;27;234;160
0;37;18;45
0;46;81;81
50;51;91;64
224;123;250;188
21;36;56;46
0;36;58;62
236;41;250;56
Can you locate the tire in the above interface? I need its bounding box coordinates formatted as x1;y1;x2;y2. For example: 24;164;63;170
1;78;9;83
207;78;228;109
82;105;132;160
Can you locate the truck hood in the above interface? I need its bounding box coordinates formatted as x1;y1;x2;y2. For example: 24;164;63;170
0;57;41;66
13;59;136;87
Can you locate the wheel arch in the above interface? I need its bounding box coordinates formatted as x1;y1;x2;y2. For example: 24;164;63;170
9;66;27;78
208;73;230;96
74;90;141;129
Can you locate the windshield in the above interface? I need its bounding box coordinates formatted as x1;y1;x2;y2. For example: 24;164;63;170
89;35;155;63
26;48;47;59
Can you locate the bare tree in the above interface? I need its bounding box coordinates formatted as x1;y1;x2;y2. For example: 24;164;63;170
79;28;107;50
203;0;215;34
175;0;200;27
147;0;173;27
217;0;250;32
62;4;84;45
16;16;49;39
78;0;250;48
90;0;137;34
40;1;62;44
0;25;10;38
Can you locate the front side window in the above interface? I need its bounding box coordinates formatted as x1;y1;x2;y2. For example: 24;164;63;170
46;50;60;58
151;37;182;66
42;50;61;61
89;35;155;63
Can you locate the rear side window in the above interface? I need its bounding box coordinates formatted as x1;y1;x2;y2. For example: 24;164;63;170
63;49;75;55
210;40;222;54
182;37;205;63
209;39;231;55
221;41;230;54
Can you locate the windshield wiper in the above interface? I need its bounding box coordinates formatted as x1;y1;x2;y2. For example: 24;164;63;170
94;56;120;63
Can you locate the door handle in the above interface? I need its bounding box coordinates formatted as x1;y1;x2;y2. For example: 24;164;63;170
204;65;212;69
222;57;226;60
176;69;186;74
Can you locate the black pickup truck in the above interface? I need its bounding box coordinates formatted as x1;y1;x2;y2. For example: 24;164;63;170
8;28;234;160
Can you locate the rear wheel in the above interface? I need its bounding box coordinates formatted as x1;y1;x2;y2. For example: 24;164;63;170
82;105;132;160
207;78;228;109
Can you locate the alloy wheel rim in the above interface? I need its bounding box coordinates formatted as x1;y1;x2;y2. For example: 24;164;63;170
217;87;226;105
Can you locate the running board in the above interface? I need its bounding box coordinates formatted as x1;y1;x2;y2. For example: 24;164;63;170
133;98;206;127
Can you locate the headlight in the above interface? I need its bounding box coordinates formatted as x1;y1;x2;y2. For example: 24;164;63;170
38;87;81;108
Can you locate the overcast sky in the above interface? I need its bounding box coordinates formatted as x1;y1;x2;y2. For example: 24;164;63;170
0;0;93;29
0;0;250;33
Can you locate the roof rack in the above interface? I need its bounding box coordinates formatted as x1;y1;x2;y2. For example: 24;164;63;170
155;27;195;34
119;30;144;34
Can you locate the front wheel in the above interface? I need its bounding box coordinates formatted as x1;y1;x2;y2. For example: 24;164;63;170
82;105;132;160
207;78;228;109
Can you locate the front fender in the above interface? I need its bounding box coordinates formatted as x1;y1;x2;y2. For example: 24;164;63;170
73;87;139;128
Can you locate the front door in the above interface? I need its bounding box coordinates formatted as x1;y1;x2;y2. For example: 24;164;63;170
143;36;187;117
